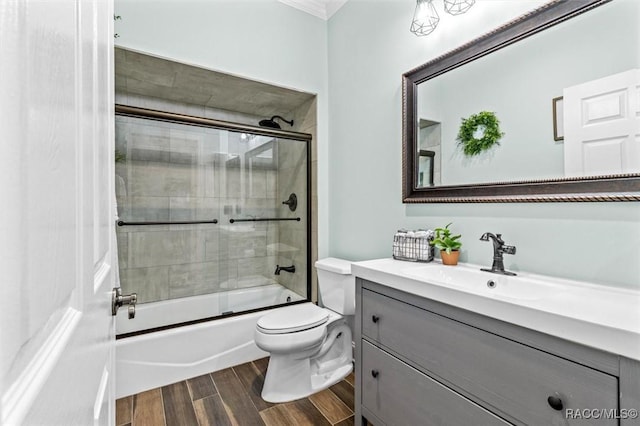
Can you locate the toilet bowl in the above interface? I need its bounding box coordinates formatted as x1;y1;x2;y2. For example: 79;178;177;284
254;258;354;403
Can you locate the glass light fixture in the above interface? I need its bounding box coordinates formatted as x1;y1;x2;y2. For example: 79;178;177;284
444;0;475;16
410;0;440;36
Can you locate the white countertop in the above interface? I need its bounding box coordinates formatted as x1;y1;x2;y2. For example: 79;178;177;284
352;258;640;361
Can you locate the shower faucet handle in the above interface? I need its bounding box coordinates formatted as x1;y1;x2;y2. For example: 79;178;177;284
281;193;297;212
112;287;138;319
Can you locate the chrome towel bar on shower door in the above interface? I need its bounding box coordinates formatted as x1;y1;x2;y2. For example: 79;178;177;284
229;217;301;223
117;219;219;226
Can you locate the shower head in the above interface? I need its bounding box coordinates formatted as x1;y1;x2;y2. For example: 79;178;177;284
258;115;294;129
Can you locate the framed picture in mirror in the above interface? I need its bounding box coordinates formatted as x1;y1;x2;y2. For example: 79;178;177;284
552;96;564;142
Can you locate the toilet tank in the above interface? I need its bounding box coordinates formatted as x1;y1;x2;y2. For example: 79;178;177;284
315;258;355;315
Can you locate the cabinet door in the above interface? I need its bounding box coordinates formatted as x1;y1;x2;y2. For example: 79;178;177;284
362;341;510;426
362;289;618;425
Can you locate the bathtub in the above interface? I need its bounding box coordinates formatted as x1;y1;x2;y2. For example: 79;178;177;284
115;283;305;398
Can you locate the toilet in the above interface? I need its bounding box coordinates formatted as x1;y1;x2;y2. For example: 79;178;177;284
254;258;354;403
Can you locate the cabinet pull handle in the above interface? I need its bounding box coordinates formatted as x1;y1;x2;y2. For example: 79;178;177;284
547;395;563;411
372;315;380;323
371;370;379;378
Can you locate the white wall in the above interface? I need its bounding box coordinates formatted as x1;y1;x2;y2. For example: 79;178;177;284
114;0;331;257
327;0;640;289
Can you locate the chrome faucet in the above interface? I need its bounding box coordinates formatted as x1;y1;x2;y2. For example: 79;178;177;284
275;264;295;275
479;233;517;276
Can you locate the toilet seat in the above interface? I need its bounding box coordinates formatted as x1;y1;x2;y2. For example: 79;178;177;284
257;303;329;334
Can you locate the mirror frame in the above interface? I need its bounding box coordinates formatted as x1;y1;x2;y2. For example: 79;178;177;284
402;0;640;203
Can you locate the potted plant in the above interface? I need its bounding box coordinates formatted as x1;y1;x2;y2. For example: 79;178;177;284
432;223;462;266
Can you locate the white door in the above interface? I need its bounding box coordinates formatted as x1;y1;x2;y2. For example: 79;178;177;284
0;0;117;425
563;69;640;177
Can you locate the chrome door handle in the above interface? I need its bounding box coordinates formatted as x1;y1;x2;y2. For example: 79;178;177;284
112;287;137;319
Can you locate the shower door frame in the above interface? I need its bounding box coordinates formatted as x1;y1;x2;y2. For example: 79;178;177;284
115;104;313;337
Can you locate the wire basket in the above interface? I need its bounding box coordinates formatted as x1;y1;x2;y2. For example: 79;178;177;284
392;229;434;262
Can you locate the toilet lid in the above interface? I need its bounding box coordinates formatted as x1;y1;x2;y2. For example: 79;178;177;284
257;304;329;334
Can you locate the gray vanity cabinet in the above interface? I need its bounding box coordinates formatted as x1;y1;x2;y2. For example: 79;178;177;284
354;278;640;426
361;340;509;425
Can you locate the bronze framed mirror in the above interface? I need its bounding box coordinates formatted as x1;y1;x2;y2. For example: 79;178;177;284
402;0;640;203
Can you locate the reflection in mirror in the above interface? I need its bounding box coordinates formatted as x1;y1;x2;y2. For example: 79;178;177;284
418;119;441;186
403;0;640;202
416;0;639;187
246;137;278;170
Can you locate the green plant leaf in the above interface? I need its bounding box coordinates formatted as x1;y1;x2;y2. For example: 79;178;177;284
457;111;504;157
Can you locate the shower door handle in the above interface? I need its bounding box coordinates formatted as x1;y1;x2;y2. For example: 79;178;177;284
112;287;137;319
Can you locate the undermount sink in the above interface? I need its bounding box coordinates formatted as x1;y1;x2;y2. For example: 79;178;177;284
402;263;557;301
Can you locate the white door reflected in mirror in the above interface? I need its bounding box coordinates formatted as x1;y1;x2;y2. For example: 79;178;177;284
563;68;640;177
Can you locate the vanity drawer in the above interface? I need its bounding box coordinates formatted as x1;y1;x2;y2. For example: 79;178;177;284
362;340;510;426
362;289;618;425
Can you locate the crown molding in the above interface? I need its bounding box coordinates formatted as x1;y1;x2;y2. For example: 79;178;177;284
278;0;348;20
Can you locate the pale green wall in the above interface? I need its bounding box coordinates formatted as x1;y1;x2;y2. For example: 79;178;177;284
113;0;640;289
327;0;640;289
114;0;331;257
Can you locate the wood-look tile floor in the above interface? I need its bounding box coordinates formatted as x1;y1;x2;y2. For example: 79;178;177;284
116;358;355;426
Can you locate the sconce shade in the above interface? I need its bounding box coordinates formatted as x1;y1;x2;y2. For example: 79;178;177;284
410;0;440;36
444;0;475;16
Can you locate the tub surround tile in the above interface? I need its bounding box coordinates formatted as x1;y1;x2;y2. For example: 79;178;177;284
117;196;170;223
115;83;316;310
218;260;239;286
169;134;200;165
129;230;202;268
237;274;277;291
169;197;220;222
228;231;268;259
129;161;200;198
116;232;129;270
201;105;263;126
115;48;314;119
203;231;221;262
168;263;221;299
129;146;172;164
121;267;169;303
248;169;268;199
118;50;178;86
266;171;277;199
237;257;269;279
125;129;171;157
225;167;242;197
116;221;171;234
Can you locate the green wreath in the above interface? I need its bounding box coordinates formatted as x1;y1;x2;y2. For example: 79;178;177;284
456;111;505;156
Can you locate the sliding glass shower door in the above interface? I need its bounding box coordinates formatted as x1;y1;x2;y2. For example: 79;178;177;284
114;108;310;335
